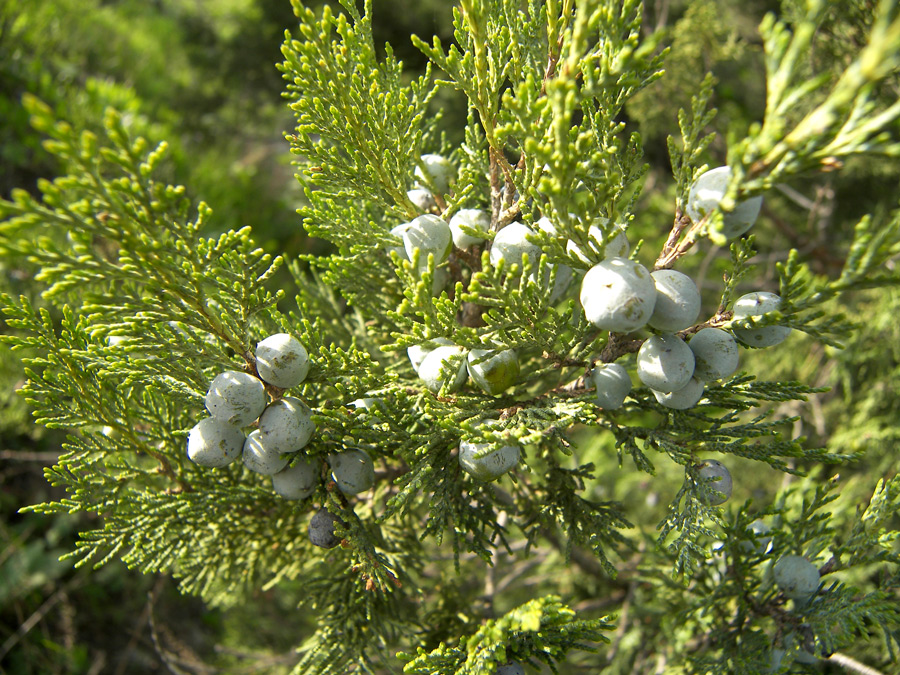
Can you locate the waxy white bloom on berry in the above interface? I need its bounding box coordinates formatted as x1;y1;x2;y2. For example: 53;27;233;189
187;417;244;468
258;396;315;453
272;458;319;500
648;269;701;332
732;292;792;348
407;337;454;374
414;154;455;194
242;429;289;475
255;333;309;389
403;214;453;265
696;459;732;505
580;258;657;332
690;328;739;381
205;370;267;427
590;363;632;409
407;188;436;212
329;449;375;494
449;208;489;249
459;423;520;482
740;519;772;555
467;348;519;395
687;166;763;239
419;345;467;393
489;222;542;274
653;377;705;409
566;217;630;264
636;334;695;392
532;216;574;301
774;555;820;600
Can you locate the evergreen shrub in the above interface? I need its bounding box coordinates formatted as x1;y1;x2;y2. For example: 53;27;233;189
2;0;900;672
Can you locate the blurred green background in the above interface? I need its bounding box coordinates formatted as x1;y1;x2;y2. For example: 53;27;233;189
1;0;898;672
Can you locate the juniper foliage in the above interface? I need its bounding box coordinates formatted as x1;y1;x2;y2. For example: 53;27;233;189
2;0;900;672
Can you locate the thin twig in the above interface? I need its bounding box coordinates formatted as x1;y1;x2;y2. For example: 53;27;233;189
494;556;544;596
654;0;670;32
113;576;165;675
212;646;299;674
606;572;637;662
489;147;503;232
828;653;886;675
147;582;216;675
482;510;508;617
0;450;62;462
775;183;817;210
0;574;84;661
654;209;695;270
540;527;607;578
694;243;722;296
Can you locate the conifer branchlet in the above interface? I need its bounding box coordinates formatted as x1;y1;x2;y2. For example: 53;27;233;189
3;0;900;672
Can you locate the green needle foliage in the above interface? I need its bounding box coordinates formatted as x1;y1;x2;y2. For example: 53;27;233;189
2;0;900;672
401;595;614;674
